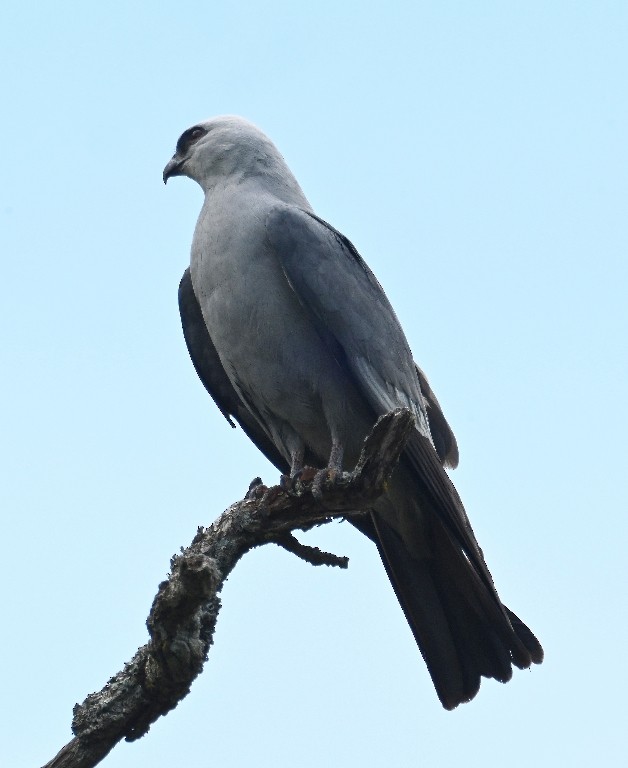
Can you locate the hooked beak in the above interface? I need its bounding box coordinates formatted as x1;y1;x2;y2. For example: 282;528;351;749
163;155;186;184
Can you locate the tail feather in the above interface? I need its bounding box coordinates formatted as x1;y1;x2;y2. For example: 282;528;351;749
505;607;544;665
373;519;477;708
371;491;543;709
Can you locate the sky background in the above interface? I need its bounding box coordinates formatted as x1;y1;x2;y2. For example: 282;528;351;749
2;2;626;767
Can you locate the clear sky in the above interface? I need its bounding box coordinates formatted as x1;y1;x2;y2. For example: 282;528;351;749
2;2;626;767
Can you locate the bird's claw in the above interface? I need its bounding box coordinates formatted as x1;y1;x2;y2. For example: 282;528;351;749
280;467;318;496
311;467;343;501
279;473;293;492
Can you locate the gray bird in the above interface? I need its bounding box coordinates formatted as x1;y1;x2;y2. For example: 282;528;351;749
164;116;543;709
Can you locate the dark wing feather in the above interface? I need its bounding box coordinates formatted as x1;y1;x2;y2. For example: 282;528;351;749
265;207;494;574
416;365;459;469
266;206;433;439
178;269;289;473
265;208;542;707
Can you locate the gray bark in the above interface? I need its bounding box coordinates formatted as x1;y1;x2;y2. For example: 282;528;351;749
42;409;414;768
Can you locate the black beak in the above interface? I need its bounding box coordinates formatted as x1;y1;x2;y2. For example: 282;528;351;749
163;155;185;184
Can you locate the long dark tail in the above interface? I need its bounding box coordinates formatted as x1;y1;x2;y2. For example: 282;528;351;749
370;433;543;709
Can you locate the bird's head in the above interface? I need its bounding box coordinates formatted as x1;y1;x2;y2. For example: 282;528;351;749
163;115;296;195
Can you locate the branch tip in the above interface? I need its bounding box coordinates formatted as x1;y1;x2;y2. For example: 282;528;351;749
273;532;349;568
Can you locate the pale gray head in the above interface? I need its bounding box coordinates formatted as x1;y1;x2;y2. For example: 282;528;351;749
163;115;303;199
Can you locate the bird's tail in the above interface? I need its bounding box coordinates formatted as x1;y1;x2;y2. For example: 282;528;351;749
370;433;543;709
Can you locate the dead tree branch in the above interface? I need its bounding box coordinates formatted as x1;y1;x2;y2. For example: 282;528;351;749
272;532;350;567
42;408;414;768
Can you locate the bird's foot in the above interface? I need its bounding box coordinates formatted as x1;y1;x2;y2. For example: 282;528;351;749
309;439;346;501
280;466;318;496
311;466;344;502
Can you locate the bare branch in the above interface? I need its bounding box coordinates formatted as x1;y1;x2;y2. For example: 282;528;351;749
272;532;350;567
42;408;414;768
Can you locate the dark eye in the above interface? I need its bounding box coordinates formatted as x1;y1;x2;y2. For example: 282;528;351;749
176;126;208;154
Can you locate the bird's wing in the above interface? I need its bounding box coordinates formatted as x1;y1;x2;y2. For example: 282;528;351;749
178;268;289;473
266;206;433;439
265;208;542;699
415;364;459;468
265;206;503;598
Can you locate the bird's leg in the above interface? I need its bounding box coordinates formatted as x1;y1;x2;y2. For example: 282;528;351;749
280;446;306;493
328;440;344;472
289;447;305;478
312;438;344;501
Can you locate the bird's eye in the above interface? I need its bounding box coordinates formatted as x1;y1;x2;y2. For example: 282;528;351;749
176;126;208;154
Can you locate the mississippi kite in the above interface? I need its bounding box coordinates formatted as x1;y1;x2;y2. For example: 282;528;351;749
164;116;543;709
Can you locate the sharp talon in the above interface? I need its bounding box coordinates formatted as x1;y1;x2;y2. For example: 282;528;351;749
311;467;340;501
282;466;319;496
280;474;293;491
298;466;318;483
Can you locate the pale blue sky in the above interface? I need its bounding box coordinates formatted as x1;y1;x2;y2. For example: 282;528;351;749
2;3;626;767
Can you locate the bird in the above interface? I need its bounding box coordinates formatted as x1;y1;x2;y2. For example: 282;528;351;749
163;115;543;709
